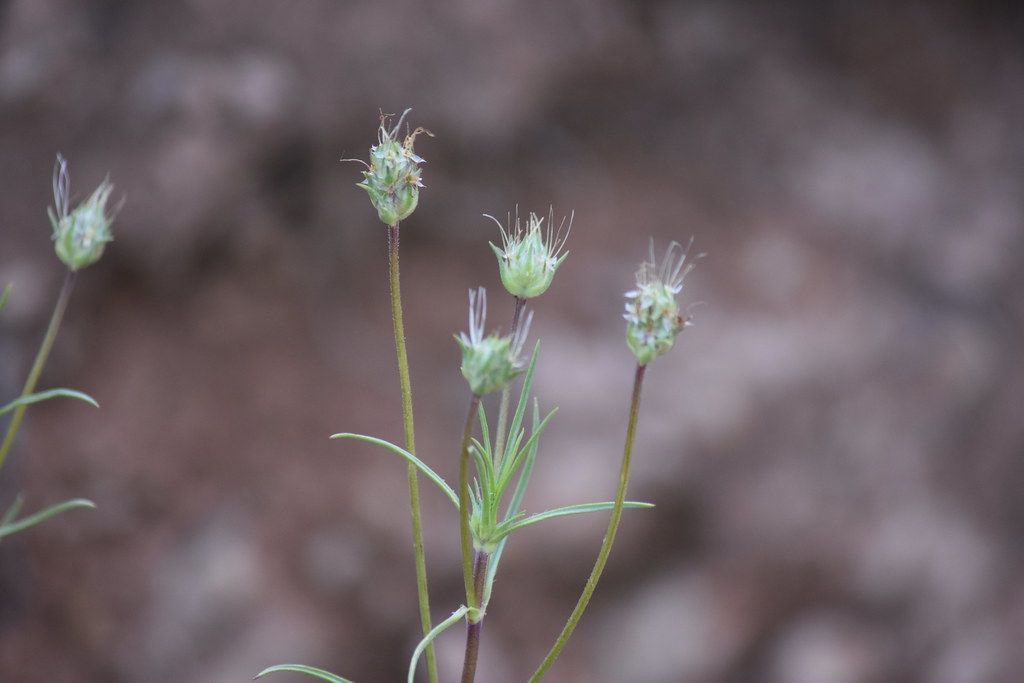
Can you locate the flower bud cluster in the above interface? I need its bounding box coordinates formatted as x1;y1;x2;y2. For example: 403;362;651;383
624;241;695;365
355;109;431;226
47;155;117;271
488;209;570;300
456;288;533;396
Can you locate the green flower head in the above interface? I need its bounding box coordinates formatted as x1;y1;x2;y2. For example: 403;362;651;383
47;155;118;271
488;208;570;299
456;287;533;396
352;109;432;226
624;240;697;365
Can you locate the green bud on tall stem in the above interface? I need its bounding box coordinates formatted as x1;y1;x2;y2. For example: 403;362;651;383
353;109;432;226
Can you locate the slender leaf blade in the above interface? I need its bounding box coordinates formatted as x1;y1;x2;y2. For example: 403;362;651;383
0;498;95;539
503;342;540;464
499;501;654;537
0;388;99;416
408;607;469;683
330;433;459;507
255;664;357;683
496;406;556;505
476;400;492;456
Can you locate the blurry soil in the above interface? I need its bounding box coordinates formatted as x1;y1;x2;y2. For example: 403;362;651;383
2;2;1024;682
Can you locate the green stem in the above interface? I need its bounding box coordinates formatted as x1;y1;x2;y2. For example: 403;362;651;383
387;223;437;683
0;269;76;474
527;362;647;683
493;296;526;470
458;393;482;608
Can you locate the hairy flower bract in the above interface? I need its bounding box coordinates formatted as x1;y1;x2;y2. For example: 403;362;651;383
456;287;532;396
624;240;696;365
47;155;117;271
488;209;570;299
353;109;431;226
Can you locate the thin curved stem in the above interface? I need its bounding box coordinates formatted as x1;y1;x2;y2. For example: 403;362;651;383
527;362;648;683
0;269;76;474
387;223;438;683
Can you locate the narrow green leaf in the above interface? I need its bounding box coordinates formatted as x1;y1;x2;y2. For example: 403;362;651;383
471;408;502;531
495;407;556;503
488;401;556;596
470;439;494;491
0;284;11;313
476;400;492;457
408;607;469;683
469;442;495;527
505;401;544;520
496;427;526;488
254;664;357;683
0;388;99;416
470;479;484;521
498;501;654;537
503;343;540;465
330;433;458;507
483;344;543;596
486;535;507;602
0;498;95;539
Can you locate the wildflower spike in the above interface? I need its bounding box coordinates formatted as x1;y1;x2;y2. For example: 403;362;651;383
456;288;533;396
623;240;696;365
488;208;570;299
47;155;118;271
352;109;432;226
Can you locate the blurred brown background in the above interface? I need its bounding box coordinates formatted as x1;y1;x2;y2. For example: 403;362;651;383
2;1;1024;682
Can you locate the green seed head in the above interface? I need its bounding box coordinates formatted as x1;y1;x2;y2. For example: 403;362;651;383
624;240;696;365
488;208;570;299
47;155;118;271
456;287;533;396
354;109;431;226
